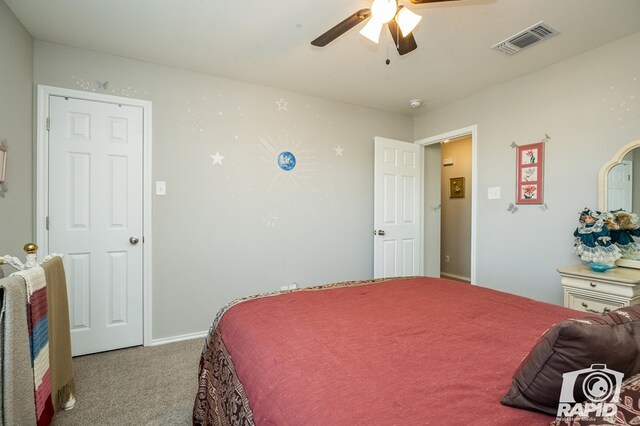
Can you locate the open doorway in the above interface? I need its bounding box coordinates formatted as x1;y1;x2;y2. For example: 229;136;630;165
440;136;472;282
418;125;477;284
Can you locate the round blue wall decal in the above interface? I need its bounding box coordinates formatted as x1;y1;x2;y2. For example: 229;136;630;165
277;151;296;171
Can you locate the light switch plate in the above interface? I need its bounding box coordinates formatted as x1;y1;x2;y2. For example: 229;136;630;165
155;181;166;196
488;186;501;200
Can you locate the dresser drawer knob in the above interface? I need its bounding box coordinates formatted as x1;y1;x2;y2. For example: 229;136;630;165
589;282;597;288
581;301;610;314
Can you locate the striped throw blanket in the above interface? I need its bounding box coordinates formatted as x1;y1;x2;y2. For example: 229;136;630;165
15;266;54;426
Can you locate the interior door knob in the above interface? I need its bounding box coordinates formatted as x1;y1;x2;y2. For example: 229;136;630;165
129;236;140;245
377;230;386;236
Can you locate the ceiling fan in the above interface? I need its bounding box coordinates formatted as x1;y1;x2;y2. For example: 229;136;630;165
311;0;461;55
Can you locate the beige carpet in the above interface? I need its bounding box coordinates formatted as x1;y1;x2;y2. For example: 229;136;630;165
52;338;205;425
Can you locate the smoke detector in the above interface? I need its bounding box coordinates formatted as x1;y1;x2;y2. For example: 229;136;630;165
408;99;422;108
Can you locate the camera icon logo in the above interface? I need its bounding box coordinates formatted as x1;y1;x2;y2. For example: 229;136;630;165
557;364;624;418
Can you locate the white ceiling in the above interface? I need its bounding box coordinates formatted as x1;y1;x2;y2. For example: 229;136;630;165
6;0;640;116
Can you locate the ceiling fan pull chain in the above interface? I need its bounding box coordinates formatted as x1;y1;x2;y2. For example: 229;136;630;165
386;39;391;65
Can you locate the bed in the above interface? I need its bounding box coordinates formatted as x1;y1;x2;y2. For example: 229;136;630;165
192;276;581;425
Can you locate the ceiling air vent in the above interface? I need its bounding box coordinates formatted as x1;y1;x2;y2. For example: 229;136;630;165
492;21;559;56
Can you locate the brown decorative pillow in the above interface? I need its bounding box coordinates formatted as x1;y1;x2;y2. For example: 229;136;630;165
501;305;640;415
550;372;640;425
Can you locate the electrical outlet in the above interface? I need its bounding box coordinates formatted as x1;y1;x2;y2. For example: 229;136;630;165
280;282;298;291
445;255;450;263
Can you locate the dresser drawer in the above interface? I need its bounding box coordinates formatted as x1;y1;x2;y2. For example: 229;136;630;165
559;265;640;312
560;276;637;298
565;291;624;314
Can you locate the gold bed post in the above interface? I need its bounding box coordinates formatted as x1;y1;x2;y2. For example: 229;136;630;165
0;243;39;270
24;243;38;269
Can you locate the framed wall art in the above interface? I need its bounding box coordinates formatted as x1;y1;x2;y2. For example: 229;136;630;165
516;142;544;204
449;177;465;199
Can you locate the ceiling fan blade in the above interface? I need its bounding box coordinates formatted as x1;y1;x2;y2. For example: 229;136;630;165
311;9;372;47
388;19;417;55
408;0;462;4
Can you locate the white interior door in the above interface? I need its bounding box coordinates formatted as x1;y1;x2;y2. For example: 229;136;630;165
607;160;632;211
48;95;144;356
374;137;421;278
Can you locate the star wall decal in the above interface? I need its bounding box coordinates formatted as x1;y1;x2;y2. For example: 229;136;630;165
261;213;279;227
334;146;344;157
210;152;225;165
276;98;288;111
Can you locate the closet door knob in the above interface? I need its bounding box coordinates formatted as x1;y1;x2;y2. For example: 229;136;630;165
129;236;140;245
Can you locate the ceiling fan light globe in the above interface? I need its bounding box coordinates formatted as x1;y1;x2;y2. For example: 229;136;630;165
360;18;384;43
395;7;422;37
371;0;398;24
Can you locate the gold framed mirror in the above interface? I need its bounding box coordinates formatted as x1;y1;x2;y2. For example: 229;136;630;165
598;138;640;268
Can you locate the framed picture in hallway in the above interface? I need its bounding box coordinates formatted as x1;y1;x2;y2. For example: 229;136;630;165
449;177;465;199
516;142;544;204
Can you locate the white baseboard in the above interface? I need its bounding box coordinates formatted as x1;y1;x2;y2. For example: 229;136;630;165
150;330;209;346
440;272;471;282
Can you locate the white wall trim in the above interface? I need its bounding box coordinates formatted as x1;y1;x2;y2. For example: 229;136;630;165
150;330;208;346
35;85;154;347
416;125;478;284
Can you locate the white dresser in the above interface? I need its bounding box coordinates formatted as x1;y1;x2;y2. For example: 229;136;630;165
557;264;640;314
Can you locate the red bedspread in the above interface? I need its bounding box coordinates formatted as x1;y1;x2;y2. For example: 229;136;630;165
195;277;579;425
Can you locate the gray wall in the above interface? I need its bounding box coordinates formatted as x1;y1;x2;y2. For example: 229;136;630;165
33;41;413;339
6;3;640;341
0;2;33;275
440;137;471;280
423;144;441;277
415;31;640;304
